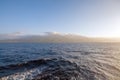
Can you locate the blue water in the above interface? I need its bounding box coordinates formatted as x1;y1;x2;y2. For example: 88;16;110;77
0;43;120;80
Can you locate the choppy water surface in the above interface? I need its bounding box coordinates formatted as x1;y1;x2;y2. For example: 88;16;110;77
0;43;120;80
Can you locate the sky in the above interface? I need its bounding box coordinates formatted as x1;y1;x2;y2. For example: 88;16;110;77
0;0;120;37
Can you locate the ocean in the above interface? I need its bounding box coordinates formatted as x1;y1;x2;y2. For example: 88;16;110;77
0;43;120;80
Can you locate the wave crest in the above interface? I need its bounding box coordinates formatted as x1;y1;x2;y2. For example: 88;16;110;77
0;57;107;80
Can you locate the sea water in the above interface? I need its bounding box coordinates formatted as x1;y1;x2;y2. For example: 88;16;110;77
0;43;120;80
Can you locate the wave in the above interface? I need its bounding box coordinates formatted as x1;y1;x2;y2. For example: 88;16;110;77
0;57;107;80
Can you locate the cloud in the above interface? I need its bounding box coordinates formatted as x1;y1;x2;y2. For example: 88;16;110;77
0;32;120;42
44;32;81;36
0;32;24;40
44;32;62;36
0;31;84;40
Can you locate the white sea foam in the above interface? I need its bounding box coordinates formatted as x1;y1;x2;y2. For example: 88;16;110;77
1;66;46;80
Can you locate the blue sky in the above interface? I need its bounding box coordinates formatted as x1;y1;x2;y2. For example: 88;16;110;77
0;0;120;37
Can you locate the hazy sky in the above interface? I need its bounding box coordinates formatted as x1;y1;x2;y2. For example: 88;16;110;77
0;0;120;37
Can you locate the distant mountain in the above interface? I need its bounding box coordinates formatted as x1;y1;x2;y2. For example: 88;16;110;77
0;32;120;43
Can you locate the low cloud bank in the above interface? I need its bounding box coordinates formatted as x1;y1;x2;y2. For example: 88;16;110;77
0;32;119;43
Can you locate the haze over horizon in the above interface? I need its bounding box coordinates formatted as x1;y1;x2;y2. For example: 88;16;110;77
1;0;120;37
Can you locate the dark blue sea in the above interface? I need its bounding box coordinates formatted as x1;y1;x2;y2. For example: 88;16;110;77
0;43;120;80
